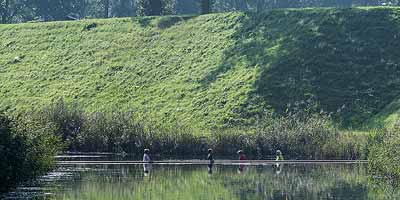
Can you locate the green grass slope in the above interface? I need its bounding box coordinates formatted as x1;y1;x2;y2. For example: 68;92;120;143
1;8;400;129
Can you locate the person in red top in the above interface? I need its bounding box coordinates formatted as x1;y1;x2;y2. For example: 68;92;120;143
237;150;246;173
237;150;246;160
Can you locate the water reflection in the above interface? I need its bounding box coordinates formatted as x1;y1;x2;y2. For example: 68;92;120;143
2;162;400;200
208;163;213;174
143;163;152;176
238;164;246;174
274;163;284;175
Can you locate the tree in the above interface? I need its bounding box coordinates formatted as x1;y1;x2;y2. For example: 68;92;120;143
26;0;84;21
162;0;176;15
0;0;9;23
150;0;163;15
0;0;32;23
101;0;110;18
110;0;135;17
137;0;174;16
199;0;211;14
176;0;198;14
137;0;162;16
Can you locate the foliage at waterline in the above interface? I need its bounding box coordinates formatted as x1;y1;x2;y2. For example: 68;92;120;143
0;114;60;193
369;122;400;180
33;99;368;160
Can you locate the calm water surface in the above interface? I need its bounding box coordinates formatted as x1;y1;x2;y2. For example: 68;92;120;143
2;156;400;200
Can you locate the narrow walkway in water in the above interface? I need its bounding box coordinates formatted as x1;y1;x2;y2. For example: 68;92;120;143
58;160;368;165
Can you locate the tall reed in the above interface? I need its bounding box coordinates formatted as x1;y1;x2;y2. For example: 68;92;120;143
36;99;368;160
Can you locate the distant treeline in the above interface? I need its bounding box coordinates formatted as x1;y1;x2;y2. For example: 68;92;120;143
1;0;398;24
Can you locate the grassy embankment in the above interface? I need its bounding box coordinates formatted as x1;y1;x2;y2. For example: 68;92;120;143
1;8;400;129
1;8;400;179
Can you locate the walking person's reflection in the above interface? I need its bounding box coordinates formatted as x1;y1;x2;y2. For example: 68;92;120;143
143;149;152;176
207;148;214;174
274;162;284;175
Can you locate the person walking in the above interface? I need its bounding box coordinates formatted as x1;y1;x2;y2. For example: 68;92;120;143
274;150;284;175
237;150;246;160
275;150;284;161
237;150;246;173
207;148;214;174
143;149;152;174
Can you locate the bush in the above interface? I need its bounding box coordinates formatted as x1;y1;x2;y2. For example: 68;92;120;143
369;122;400;180
40;99;84;151
0;114;60;192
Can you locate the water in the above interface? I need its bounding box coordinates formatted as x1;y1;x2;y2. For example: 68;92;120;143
2;156;400;200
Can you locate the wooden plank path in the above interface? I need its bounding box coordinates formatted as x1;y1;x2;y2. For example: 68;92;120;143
58;160;368;166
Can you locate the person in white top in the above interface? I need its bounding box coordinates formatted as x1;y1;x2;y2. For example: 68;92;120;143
143;149;152;174
143;149;151;162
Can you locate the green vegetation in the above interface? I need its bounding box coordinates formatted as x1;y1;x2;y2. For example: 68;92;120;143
3;0;392;24
369;122;400;180
1;8;400;129
1;7;400;184
0;114;60;193
32;99;367;160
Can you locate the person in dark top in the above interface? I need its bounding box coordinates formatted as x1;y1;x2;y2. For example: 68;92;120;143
207;148;214;174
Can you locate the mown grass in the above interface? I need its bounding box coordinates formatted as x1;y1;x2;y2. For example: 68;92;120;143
1;8;400;129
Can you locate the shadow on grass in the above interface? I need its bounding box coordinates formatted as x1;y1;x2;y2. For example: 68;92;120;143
201;8;400;127
131;17;154;28
131;15;198;29
156;15;197;29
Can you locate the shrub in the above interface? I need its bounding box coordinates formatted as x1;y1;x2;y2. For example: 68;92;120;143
0;114;60;192
206;111;369;160
369;122;400;180
40;99;84;151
